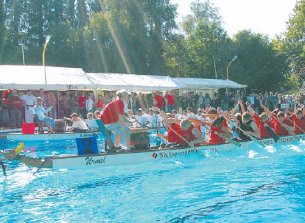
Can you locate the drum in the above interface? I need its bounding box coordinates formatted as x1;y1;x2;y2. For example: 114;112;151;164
130;130;150;150
54;119;66;133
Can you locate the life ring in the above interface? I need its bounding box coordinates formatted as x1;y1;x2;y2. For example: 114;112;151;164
15;142;25;155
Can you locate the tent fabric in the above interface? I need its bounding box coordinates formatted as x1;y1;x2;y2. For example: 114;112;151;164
0;65;247;91
86;73;182;91
173;77;247;89
0;65;93;90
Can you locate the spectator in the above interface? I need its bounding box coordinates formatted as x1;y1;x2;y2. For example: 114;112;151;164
47;92;57;119
96;95;104;111
85;93;94;113
70;91;79;114
153;91;163;110
164;91;175;112
21;90;37;123
78;92;86;117
34;97;54;133
7;90;23;128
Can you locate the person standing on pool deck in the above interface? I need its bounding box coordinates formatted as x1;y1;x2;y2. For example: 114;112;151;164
21;90;37;123
100;89;133;150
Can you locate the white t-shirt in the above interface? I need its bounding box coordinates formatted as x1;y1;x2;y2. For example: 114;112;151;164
21;95;37;106
186;112;195;118
72;120;89;130
86;98;94;111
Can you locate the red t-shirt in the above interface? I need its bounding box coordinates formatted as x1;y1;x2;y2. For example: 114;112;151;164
100;99;124;124
164;94;174;105
253;114;270;139
209;119;228;145
78;96;86;108
272;117;289;136
154;95;163;109
168;123;197;146
168;123;185;145
292;114;305;134
96;99;103;108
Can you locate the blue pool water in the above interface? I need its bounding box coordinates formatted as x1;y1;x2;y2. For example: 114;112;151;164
1;134;305;222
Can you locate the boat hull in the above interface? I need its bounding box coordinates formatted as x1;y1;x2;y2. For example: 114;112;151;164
49;134;305;169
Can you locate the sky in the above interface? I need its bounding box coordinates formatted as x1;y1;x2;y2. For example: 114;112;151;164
171;0;297;38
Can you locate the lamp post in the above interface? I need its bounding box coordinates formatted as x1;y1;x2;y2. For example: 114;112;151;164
212;55;217;79
226;55;238;80
21;44;25;65
42;35;51;85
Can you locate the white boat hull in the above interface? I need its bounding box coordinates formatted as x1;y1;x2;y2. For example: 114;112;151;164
49;134;305;169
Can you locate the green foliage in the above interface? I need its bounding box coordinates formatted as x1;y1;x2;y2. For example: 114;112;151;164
229;31;287;91
282;0;305;76
165;0;230;79
0;0;303;93
281;73;303;93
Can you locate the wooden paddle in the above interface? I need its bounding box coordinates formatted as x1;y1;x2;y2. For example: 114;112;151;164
235;125;266;147
213;132;241;148
167;124;197;148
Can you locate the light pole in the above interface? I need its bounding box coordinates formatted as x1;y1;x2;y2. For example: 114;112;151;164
42;35;51;85
226;55;238;79
21;44;25;65
212;55;217;79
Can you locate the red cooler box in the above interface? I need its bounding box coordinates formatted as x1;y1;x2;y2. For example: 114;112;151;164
22;123;35;134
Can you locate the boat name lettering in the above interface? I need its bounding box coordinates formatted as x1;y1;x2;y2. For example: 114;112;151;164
300;135;305;140
85;156;106;165
278;137;294;143
261;139;274;145
152;148;199;159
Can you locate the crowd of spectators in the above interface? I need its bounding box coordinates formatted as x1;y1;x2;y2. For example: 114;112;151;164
0;87;304;129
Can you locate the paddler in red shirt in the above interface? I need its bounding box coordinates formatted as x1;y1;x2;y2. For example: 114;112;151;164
100;89;133;150
270;111;294;136
246;104;270;139
262;105;294;136
206;108;232;145
157;109;204;147
286;109;305;134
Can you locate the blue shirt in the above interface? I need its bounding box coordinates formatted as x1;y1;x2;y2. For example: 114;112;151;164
34;105;52;120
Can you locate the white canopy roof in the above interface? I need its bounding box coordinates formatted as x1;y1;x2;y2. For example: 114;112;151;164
0;65;247;91
173;77;247;89
0;65;93;90
87;73;182;91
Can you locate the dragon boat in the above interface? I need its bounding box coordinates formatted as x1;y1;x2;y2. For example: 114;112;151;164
13;134;305;170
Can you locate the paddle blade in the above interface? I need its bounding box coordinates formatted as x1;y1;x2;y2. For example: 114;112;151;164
15;142;25;155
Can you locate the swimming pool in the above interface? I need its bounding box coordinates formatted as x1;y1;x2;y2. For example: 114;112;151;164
1;136;305;222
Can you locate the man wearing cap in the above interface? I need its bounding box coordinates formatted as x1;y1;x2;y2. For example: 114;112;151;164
34;97;54;133
21;90;37;123
100;89;133;150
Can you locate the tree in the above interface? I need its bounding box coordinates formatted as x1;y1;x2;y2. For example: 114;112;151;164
282;0;305;85
165;0;229;78
230;31;287;91
81;0;177;74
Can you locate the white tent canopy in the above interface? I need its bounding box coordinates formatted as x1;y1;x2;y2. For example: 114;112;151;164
0;65;247;91
87;73;182;91
173;77;247;89
0;65;93;90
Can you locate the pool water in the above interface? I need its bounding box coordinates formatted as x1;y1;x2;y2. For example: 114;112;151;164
1;135;305;222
